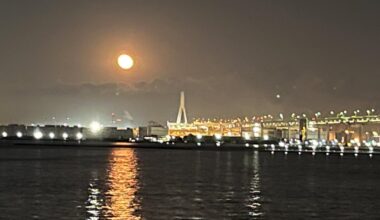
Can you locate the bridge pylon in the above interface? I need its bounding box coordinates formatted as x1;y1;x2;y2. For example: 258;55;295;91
176;91;188;124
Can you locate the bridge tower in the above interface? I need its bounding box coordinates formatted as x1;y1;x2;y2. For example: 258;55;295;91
176;91;188;124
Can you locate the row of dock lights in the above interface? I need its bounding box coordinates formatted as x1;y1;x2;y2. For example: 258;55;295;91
273;140;375;158
1;130;84;140
189;134;376;157
0;121;102;141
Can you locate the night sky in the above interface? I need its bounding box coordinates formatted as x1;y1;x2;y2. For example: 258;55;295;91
0;0;379;126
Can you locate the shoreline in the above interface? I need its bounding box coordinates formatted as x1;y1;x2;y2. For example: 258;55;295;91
1;139;379;155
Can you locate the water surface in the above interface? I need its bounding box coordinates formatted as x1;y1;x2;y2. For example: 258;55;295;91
0;147;378;219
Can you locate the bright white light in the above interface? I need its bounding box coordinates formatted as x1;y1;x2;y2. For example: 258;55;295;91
76;132;83;140
62;132;68;140
354;146;359;153
49;132;55;139
2;131;7;137
216;142;221;147
33;130;43;139
263;134;269;140
90;121;102;134
310;140;318;148
214;133;222;140
244;133;251;140
16;131;23;138
311;145;317;152
196;134;202;140
245;143;249;147
279;141;285;147
371;140;377;146
368;146;374;153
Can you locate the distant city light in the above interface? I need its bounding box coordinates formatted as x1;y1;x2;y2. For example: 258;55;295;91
276;94;281;99
214;133;222;140
196;134;202;140
33;130;43;139
49;132;55;139
90;121;102;134
2;131;8;138
62;132;68;140
16;131;23;138
244;133;251;140
76;132;83;140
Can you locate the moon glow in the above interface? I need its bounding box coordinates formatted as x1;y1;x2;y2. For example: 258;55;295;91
117;54;134;70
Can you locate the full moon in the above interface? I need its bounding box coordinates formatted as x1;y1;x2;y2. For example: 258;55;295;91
117;54;134;70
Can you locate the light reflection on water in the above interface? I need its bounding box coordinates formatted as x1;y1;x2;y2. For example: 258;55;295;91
86;148;141;220
85;149;263;219
1;148;379;219
247;151;262;217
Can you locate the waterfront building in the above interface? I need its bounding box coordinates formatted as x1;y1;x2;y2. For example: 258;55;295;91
137;121;168;138
167;92;380;145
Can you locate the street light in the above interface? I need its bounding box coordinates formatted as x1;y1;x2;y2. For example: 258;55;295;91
49;132;55;139
76;132;83;140
62;132;68;140
90;121;102;134
33;130;43;139
16;131;23;138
